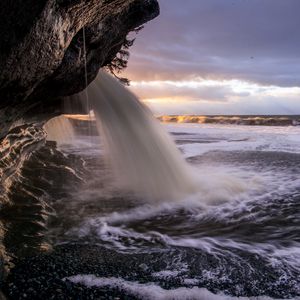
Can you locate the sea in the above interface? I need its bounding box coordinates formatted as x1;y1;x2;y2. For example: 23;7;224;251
1;116;299;299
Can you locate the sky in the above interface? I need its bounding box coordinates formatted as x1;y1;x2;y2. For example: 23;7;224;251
123;0;300;115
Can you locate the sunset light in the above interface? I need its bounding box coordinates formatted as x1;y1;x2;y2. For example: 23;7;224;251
1;0;299;298
129;79;300;115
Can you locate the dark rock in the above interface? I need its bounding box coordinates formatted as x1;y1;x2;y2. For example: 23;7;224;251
0;0;159;137
0;0;159;290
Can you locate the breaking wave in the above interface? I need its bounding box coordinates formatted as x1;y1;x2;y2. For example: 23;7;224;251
158;115;300;126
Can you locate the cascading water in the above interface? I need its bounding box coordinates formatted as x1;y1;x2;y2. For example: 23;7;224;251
43;115;75;146
82;26;93;139
86;71;198;201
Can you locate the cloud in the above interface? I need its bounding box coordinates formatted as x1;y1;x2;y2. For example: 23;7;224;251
145;93;300;115
129;79;300;115
125;0;300;87
130;80;250;102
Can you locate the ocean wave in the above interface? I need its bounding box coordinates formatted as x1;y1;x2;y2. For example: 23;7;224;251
158;115;300;127
165;123;300;156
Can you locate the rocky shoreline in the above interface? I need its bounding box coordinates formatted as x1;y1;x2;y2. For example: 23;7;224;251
0;0;159;137
2;242;299;299
0;1;160;296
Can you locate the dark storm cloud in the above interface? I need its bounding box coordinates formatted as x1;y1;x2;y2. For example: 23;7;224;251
125;0;300;87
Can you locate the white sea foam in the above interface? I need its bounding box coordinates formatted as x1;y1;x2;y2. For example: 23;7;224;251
67;211;300;278
58;118;300;299
152;270;182;279
64;275;291;300
165;123;300;157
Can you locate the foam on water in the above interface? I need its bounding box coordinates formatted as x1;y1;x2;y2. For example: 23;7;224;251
51;118;300;299
62;155;300;290
68;212;300;265
65;275;291;300
166;123;300;157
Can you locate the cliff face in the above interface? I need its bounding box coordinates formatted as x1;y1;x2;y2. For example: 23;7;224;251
0;0;159;137
0;0;159;283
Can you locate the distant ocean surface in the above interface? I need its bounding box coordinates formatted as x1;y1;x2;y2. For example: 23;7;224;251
158;115;300;126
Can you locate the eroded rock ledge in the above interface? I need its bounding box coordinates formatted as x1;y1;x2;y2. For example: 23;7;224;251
0;0;159;137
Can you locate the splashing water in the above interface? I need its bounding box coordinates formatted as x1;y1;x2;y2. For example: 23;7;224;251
84;71;199;201
43;115;75;146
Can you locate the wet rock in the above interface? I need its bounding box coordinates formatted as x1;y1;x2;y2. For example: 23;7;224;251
0;0;159;137
0;0;159;283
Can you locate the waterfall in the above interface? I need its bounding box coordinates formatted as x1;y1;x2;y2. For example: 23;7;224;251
86;71;197;201
43;115;75;146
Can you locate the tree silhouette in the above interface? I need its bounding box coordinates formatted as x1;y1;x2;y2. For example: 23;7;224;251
104;26;144;85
